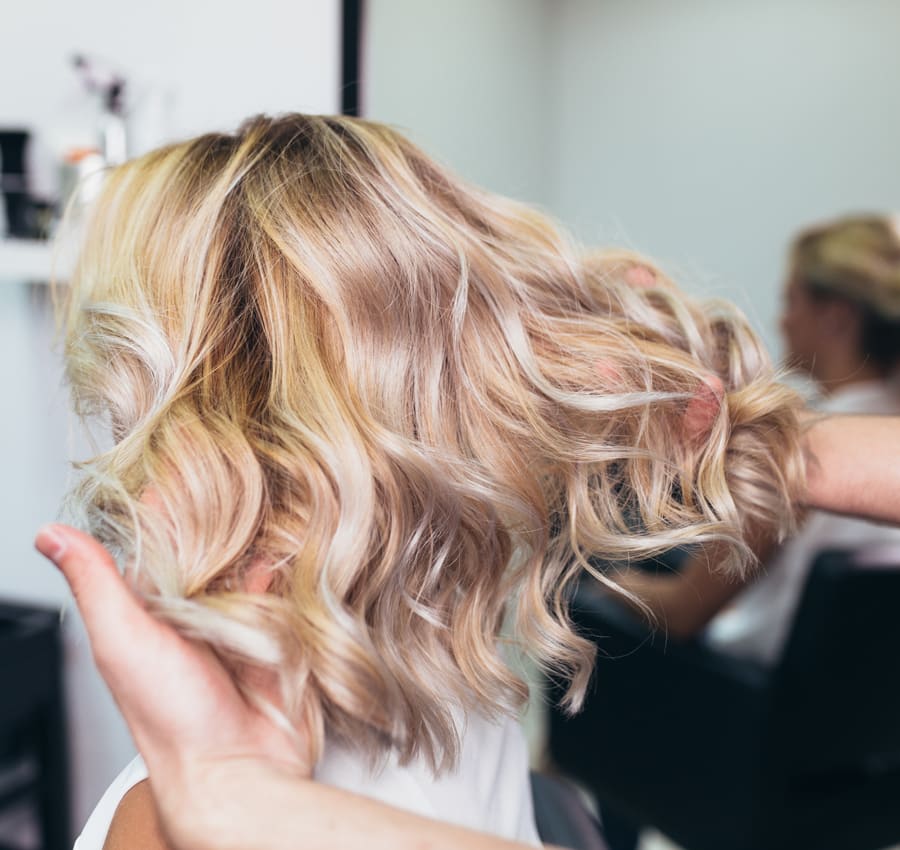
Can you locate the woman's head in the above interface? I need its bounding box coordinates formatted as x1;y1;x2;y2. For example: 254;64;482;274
782;215;900;380
63;114;805;769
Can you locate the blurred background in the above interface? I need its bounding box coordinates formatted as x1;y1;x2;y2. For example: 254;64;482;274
2;1;900;848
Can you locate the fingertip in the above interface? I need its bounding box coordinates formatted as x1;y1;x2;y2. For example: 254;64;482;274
705;374;725;398
683;375;726;443
624;265;657;289
35;524;68;564
35;524;120;596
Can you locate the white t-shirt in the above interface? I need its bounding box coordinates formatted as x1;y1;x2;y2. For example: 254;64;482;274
74;711;541;849
705;379;900;664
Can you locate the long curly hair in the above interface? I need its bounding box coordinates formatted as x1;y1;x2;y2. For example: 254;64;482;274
61;113;805;770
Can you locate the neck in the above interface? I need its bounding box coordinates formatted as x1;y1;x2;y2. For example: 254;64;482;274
816;357;885;396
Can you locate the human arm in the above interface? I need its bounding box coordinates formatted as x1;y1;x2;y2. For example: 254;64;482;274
35;525;562;850
106;766;555;850
611;412;900;637
802;413;900;523
611;529;776;639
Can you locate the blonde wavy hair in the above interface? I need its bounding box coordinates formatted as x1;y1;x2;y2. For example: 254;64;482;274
62;113;805;771
790;214;900;372
791;214;900;320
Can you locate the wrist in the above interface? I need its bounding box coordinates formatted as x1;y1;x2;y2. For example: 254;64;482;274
155;757;314;850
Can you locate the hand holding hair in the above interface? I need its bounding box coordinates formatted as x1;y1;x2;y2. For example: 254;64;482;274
34;524;562;850
34;524;313;850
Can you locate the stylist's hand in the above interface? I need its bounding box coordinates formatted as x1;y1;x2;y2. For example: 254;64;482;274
34;524;312;850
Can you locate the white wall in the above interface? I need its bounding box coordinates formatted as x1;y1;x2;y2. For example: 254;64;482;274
364;0;553;205
1;0;341;835
546;0;900;355
0;282;132;838
3;0;341;196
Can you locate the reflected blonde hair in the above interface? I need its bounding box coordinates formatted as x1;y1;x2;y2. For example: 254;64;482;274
62;114;805;770
791;214;900;371
791;214;900;320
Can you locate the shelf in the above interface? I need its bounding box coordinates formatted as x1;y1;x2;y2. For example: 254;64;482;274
0;238;57;284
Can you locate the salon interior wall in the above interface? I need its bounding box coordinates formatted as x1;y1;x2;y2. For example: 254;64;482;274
546;0;900;358
1;0;340;834
364;0;553;208
3;0;341;197
366;0;900;359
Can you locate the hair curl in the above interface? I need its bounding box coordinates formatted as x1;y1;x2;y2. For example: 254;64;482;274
62;114;806;771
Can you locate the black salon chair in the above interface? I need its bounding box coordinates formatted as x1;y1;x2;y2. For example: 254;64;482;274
531;771;608;850
0;600;69;850
547;549;900;850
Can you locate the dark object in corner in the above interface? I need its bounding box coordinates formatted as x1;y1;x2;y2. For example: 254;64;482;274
0;130;55;239
547;549;900;850
341;0;364;116
531;771;608;850
0;601;70;850
0;130;32;238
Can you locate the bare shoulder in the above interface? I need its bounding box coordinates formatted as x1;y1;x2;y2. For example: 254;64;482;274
103;779;172;850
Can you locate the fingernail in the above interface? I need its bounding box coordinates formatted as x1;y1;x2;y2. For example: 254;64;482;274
35;525;67;563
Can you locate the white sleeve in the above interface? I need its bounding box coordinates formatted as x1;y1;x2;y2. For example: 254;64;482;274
73;756;149;850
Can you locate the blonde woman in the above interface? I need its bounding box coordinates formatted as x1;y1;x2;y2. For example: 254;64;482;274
35;410;900;849
35;405;900;850
57;113;806;849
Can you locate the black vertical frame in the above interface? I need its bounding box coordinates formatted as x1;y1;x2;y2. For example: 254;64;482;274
341;0;364;115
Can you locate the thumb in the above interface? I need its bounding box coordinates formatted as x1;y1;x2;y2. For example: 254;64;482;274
34;524;155;683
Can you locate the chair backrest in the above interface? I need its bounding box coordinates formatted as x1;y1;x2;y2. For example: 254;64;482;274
768;548;900;780
530;772;609;850
0;600;70;850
